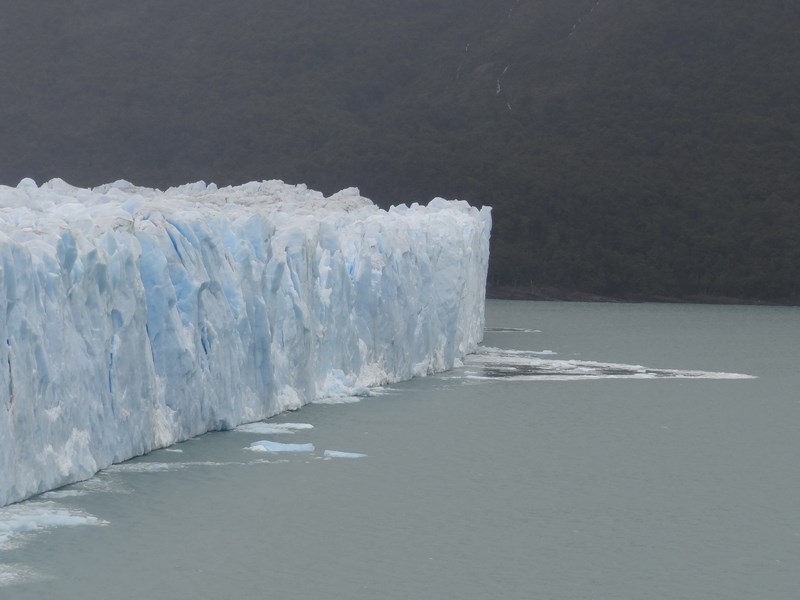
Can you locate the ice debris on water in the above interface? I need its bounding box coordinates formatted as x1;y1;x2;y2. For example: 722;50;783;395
323;450;367;459
247;440;315;453
456;347;756;381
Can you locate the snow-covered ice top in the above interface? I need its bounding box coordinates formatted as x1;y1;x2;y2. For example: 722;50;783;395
0;178;491;506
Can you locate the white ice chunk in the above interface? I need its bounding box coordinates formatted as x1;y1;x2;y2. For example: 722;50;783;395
323;450;367;459
0;498;105;587
0;502;105;534
0;501;106;552
247;440;315;453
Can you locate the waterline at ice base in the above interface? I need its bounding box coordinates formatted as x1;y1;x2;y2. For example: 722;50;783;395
0;178;491;506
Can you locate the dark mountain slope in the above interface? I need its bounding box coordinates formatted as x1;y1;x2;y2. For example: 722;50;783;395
1;1;798;302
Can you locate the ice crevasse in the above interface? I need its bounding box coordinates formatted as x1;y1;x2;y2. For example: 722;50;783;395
0;178;491;506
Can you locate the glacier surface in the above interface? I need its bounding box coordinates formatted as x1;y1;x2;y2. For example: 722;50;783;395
0;178;490;506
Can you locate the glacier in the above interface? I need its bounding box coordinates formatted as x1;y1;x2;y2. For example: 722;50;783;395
0;178;491;506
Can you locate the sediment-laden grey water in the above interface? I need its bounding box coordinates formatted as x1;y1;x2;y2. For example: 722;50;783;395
2;300;798;599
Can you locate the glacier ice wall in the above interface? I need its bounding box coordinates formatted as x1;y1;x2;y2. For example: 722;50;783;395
0;178;490;506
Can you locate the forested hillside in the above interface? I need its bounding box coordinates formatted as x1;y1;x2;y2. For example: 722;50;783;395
1;1;798;302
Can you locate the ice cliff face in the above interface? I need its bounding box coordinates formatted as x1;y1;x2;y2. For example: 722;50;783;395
0;178;491;506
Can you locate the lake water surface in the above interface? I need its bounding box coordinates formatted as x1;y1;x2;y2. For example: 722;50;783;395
2;300;799;599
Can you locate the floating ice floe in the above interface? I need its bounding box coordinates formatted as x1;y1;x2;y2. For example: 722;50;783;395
0;501;106;552
453;347;756;381
323;450;367;459
247;440;315;453
0;500;107;587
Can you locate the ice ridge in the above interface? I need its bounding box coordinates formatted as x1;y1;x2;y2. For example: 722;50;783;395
0;178;491;506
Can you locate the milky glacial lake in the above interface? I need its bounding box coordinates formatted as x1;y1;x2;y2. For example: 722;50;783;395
2;300;798;599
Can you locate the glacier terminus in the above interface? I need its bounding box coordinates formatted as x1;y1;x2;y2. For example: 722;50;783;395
0;178;491;506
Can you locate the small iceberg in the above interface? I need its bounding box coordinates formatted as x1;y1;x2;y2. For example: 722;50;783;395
323;450;367;459
247;440;315;453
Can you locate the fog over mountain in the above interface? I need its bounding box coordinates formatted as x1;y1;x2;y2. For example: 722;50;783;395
2;1;798;302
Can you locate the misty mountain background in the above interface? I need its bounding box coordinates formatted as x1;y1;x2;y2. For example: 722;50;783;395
1;1;798;302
